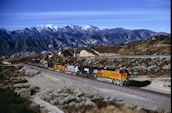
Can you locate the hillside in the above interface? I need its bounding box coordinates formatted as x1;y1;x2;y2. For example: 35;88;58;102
92;34;171;55
68;34;171;56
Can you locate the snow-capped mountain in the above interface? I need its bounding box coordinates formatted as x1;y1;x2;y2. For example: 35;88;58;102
13;24;101;34
62;24;83;32
0;24;167;57
13;24;59;35
35;24;59;32
82;25;100;32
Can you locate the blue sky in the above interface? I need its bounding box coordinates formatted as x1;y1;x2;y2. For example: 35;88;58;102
0;0;170;33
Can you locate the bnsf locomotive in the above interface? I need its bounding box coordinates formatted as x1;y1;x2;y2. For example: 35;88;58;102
53;64;130;86
94;68;130;86
28;59;130;86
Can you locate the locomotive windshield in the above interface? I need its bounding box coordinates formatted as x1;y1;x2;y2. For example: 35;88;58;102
120;70;127;73
120;70;130;76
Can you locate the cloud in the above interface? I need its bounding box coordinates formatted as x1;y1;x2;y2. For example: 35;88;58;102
0;10;167;17
42;18;169;23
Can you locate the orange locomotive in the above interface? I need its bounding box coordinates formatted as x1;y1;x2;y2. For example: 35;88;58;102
53;64;66;72
53;64;130;86
94;68;130;86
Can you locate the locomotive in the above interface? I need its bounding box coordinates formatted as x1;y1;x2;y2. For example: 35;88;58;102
28;59;130;86
93;68;130;86
53;64;130;86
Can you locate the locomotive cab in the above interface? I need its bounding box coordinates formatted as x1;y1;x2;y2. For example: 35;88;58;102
120;70;130;76
117;69;130;86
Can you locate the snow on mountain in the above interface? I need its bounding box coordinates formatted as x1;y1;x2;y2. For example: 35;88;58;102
35;24;59;32
62;24;100;33
12;24;168;36
82;25;100;32
63;24;83;32
30;24;100;33
13;24;130;34
64;24;80;29
45;24;59;31
34;25;46;32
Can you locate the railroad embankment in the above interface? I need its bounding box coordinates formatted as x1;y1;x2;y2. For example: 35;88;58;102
1;64;170;113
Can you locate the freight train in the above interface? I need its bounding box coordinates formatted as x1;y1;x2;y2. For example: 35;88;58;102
27;59;130;86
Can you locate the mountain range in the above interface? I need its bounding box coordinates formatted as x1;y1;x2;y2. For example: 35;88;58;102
0;24;168;58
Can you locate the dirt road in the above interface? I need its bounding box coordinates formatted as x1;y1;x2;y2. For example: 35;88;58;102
25;64;171;113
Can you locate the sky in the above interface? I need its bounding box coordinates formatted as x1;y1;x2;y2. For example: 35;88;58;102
0;0;171;33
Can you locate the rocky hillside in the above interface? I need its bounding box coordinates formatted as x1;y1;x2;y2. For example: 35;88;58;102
56;34;170;57
91;34;171;55
50;55;171;77
0;24;166;58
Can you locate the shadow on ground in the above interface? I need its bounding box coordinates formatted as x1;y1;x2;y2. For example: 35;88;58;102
129;80;151;87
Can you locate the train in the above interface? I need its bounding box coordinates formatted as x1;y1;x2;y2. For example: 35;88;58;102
27;59;131;86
